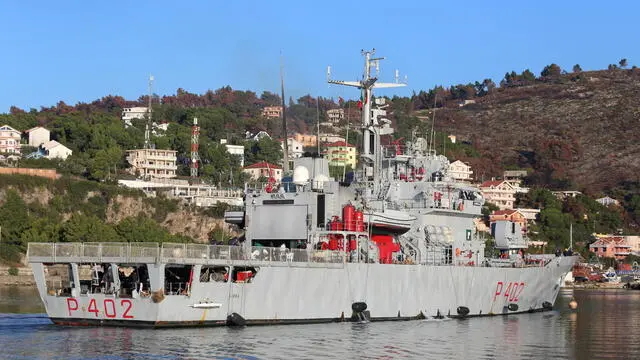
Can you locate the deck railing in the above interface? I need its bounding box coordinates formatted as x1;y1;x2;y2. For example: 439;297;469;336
27;242;347;265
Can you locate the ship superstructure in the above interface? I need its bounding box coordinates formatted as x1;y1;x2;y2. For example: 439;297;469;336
26;50;576;327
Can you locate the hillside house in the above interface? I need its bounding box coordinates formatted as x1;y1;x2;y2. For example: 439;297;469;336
25;126;50;147
262;106;283;119
41;140;72;160
221;139;245;167
126;149;178;179
243;161;282;182
479;180;527;210
596;196;619;206
0;125;22;154
280;138;304;159
324;141;357;169
589;236;631;260
293;133;317;148
326;109;344;124
447;160;473;182
489;209;528;234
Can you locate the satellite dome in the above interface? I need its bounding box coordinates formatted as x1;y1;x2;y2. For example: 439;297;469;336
292;166;310;185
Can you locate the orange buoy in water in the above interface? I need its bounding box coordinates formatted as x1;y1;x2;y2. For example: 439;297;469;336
568;298;578;310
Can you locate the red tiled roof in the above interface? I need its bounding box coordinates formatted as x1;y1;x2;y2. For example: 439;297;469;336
491;209;518;216
243;161;282;170
480;180;504;188
590;236;629;248
325;141;355;148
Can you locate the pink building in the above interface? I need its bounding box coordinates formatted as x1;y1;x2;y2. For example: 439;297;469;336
589;236;631;260
243;161;282;181
0;125;22;154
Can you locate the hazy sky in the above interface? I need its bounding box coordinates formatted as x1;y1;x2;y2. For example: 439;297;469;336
1;1;638;112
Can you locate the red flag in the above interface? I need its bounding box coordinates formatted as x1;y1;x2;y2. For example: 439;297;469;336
357;100;363;109
338;97;344;106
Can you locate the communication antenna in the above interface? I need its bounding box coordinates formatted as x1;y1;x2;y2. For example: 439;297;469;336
280;53;289;172
191;117;200;178
144;75;154;149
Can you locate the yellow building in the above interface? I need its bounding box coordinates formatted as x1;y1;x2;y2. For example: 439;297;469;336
324;141;357;169
292;133;317;148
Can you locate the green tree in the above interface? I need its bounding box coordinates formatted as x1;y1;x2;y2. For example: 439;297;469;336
541;64;562;78
115;216;173;243
619;58;628;68
61;213;120;242
572;64;582;73
0;190;31;251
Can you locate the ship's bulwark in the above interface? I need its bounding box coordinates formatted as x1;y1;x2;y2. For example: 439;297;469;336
32;257;574;327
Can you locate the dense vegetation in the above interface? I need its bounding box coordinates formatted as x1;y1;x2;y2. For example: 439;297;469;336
0;175;191;263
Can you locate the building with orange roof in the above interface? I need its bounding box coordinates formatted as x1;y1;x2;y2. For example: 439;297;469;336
489;209;527;234
243;161;283;181
589;236;632;260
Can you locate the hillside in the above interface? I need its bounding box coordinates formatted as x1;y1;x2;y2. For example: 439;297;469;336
420;69;640;194
0;175;231;263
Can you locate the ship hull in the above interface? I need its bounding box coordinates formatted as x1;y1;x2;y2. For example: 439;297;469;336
31;256;575;328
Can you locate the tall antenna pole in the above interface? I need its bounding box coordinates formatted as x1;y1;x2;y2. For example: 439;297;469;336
280;54;289;173
343;101;350;182
316;97;321;154
145;75;154;149
429;95;437;155
191;117;200;179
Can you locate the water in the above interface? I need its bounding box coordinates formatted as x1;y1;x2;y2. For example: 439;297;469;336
1;286;639;360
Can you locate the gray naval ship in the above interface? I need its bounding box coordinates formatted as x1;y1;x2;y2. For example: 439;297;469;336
26;50;576;327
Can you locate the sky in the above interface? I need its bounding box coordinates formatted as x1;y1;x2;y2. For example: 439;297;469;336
1;1;639;112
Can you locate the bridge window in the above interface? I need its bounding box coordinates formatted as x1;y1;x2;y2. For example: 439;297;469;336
43;263;73;297
200;266;229;283
165;264;193;295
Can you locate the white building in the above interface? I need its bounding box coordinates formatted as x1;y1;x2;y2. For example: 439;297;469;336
122;107;149;127
480;179;529;210
262;106;282;118
448;160;473;182
41;140;72;160
126;148;178;179
281;137;304;159
596;196;620;206
221;139;245;167
326;108;344;124
319;134;346;144
0;125;22;154
25;127;50;147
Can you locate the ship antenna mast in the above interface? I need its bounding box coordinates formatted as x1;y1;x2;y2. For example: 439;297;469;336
144;75;154;149
191;117;200;179
280;53;289;173
327;49;406;182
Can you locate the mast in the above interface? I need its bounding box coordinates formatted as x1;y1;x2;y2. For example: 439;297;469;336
327;49;406;183
570;222;573;250
316;97;320;154
144;75;154;149
280;55;289;173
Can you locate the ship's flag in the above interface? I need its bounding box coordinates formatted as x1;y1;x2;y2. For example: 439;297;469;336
338;96;344;106
357;100;363;109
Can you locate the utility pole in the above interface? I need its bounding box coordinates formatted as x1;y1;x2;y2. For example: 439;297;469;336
144;75;154;149
280;54;289;173
316;97;321;154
